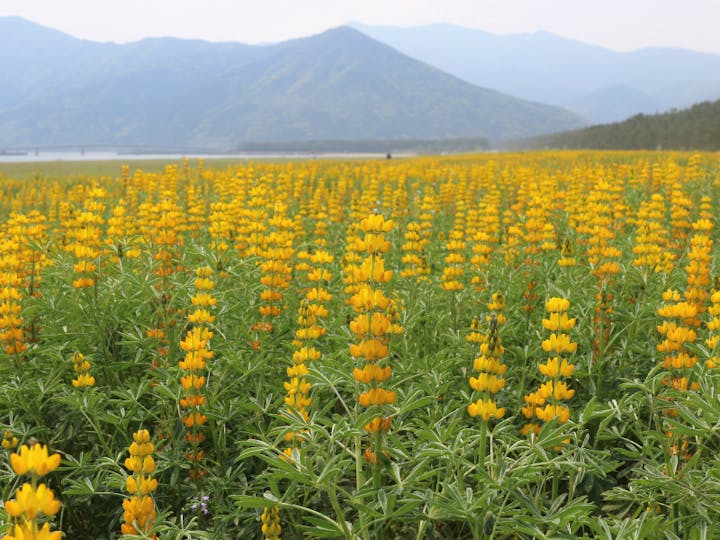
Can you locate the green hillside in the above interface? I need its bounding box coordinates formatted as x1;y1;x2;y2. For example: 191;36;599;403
513;99;720;150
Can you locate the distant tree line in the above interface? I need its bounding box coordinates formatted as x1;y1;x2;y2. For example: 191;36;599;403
507;99;720;151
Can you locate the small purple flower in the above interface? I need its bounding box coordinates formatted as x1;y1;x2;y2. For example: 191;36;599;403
189;494;210;515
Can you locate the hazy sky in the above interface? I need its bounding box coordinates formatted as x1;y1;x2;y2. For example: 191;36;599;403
2;0;719;54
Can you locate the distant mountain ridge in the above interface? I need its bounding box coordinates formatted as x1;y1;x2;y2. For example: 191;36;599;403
0;17;584;150
351;22;720;124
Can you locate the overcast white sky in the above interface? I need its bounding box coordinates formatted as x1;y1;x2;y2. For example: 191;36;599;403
2;0;719;54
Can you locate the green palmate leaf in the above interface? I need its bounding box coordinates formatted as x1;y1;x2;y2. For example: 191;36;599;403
232;494;276;509
575;397;609;424
63;476;100;496
393;389;437;416
297;516;346;538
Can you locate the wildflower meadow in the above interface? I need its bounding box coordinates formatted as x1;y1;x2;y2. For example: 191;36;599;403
1;151;720;539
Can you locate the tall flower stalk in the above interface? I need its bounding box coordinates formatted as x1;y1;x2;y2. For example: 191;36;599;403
521;298;576;438
467;292;507;466
347;213;398;490
122;429;158;539
179;266;216;481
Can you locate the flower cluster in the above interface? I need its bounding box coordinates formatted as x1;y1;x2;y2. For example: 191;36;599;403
122;429;158;538
140;191;185;280
0;249;26;357
522;196;553;262
579;180;623;282
522;298;576;437
631;194;674;275
705;288;720;369
400;221;429;280
657;288;701;463
185;182;207;239
71;351;95;388
467;293;507;422
282;301;317;445
469;193;501;288
341;223;363;291
521;279;539;314
0;212;50;355
106;199;141;262
592;288;614;363
236;194;269;259
2;430;19;449
657;289;699;396
440;224;466;291
311;210;330;248
261;506;282;540
189;494;210;515
4;443;62;540
255;203;295;340
208;201;234;263
140;192;186;360
5;211;50;298
179;266;216;480
684;217;713;322
281;248;334;458
348;213;399;462
669;185;692;247
62;187;106;289
558;237;576;268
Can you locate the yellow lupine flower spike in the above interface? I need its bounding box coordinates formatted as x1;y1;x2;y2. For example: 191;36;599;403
10;444;61;477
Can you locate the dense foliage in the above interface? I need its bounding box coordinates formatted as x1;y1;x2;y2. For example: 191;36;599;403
1;151;720;539
518;100;720;151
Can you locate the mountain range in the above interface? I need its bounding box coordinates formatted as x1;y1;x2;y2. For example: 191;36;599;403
0;17;583;150
3;17;719;151
352;22;720;124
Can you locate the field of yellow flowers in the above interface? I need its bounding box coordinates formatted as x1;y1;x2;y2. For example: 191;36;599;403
1;151;720;539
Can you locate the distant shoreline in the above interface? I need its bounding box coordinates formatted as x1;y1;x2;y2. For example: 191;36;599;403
0;151;416;164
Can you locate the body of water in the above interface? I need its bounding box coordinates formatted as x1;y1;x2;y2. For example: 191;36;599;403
0;151;297;163
0;151;392;163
